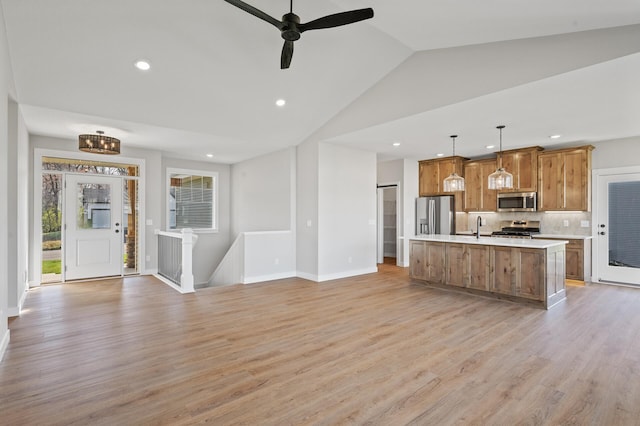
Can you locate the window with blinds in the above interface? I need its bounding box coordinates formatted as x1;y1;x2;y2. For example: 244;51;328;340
167;169;217;231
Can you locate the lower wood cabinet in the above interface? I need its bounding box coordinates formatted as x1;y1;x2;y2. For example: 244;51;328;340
532;237;591;282
410;240;566;309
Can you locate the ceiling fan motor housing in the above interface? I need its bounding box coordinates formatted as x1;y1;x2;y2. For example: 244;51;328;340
281;13;301;40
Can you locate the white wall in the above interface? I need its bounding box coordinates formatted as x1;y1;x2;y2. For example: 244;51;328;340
296;140;319;278
318;143;377;280
6;100;29;316
230;147;295;237
592;137;640;170
0;2;18;360
161;157;231;285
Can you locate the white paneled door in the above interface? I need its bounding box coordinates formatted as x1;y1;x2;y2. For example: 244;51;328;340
64;174;123;280
594;170;640;286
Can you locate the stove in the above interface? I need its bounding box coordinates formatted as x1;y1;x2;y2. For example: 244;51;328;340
491;220;541;239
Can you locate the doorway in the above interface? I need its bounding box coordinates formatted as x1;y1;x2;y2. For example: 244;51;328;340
593;167;640;286
377;185;399;265
37;154;141;283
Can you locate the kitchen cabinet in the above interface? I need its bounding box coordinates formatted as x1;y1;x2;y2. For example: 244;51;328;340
499;146;543;192
538;146;594;211
419;156;466;213
409;237;567;309
533;236;591;282
410;240;445;284
463;158;497;212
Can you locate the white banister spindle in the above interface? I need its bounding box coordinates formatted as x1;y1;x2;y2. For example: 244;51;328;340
180;228;195;293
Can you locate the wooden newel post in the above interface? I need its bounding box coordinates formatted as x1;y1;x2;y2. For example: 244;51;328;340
181;228;195;293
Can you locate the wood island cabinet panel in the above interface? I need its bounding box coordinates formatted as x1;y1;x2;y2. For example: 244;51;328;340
518;249;545;300
426;243;446;284
409;241;427;281
446;243;466;287
463;158;497;212
538;146;593;211
492;247;515;295
499;146;543;192
467;244;491;291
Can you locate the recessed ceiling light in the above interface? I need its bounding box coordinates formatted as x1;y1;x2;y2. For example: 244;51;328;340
206;153;214;158
392;142;401;147
134;60;151;71
436;153;445;157
485;145;495;149
275;99;286;107
550;134;562;139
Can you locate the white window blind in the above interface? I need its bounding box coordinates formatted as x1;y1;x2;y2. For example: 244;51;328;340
168;171;217;230
608;181;640;268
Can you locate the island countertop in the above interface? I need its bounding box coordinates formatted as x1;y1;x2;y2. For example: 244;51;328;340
411;234;568;249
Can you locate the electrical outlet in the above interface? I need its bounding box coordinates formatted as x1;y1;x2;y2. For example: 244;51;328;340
274;258;279;265
306;219;312;227
563;220;569;227
581;220;590;228
145;255;151;262
348;257;353;264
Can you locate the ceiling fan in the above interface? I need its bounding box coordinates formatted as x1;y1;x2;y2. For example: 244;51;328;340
223;0;374;69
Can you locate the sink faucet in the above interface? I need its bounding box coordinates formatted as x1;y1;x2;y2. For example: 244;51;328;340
476;215;482;239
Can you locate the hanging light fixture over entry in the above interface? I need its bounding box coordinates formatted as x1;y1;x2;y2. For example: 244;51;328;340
78;130;121;155
443;134;465;192
487;125;513;190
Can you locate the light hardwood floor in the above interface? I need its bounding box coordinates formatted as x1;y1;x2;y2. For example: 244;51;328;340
2;265;640;425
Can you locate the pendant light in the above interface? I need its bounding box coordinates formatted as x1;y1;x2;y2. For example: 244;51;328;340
443;134;465;192
487;125;513;190
78;130;121;155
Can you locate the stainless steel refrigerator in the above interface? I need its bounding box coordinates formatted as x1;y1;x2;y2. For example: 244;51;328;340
416;195;455;235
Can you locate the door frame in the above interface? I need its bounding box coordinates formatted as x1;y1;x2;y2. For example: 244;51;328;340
376;182;401;266
592;165;640;286
32;148;146;286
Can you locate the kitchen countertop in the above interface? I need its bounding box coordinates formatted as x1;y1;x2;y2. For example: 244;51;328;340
533;234;593;240
411;234;567;249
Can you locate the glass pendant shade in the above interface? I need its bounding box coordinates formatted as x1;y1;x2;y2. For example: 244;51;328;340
487;167;513;190
443;172;465;192
443;134;465;192
488;125;513;190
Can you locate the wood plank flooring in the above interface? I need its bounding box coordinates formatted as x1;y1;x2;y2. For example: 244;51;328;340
2;265;640;425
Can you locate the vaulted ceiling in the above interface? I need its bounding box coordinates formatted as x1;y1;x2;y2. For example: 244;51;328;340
2;0;640;163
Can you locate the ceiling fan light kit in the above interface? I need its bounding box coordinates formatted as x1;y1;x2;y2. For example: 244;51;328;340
223;0;374;69
487;125;514;190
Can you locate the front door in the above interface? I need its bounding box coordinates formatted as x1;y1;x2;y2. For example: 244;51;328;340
64;174;123;280
595;171;640;285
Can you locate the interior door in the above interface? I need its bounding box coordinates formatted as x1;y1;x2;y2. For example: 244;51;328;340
65;174;123;280
595;172;640;285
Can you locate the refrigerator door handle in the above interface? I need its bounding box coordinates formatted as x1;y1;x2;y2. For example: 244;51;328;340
428;199;435;234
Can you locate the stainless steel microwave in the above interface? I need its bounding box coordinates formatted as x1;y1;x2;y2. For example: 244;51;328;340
497;192;537;212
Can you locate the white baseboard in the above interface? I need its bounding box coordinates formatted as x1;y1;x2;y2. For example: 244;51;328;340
29;280;40;288
7;287;29;318
0;329;10;362
153;274;195;294
298;267;379;283
243;271;296;284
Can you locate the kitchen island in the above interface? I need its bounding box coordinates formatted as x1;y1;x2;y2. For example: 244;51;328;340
410;235;567;309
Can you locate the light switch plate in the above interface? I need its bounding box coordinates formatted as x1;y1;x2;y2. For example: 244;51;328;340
581;220;590;228
563;220;569;227
146;219;153;226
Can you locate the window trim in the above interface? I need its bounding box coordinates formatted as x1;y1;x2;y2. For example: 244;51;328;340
166;167;219;232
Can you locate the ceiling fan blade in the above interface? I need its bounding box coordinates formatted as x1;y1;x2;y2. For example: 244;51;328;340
281;40;294;69
299;8;374;33
223;0;283;30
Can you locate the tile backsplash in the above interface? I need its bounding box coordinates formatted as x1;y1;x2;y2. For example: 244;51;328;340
458;211;592;236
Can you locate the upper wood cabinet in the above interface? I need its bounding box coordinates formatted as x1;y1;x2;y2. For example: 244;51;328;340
463;158;497;212
498;146;543;192
419;156;466;213
537;145;594;211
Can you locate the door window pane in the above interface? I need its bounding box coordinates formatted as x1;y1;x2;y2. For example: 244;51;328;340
77;183;111;229
608;181;640;269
